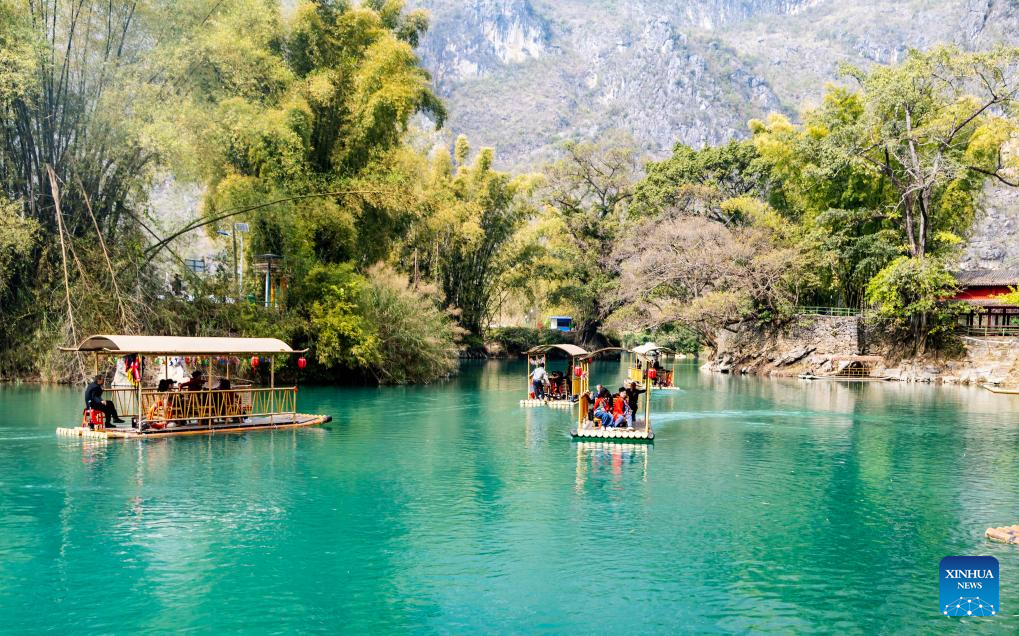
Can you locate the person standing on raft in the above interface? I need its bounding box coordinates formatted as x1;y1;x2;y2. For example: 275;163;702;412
84;375;125;427
531;362;548;401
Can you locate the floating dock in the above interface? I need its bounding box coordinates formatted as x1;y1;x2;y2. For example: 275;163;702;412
57;413;331;439
519;399;575;408
986;526;1019;544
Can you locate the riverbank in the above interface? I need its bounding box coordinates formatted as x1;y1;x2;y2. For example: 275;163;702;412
702;314;1019;386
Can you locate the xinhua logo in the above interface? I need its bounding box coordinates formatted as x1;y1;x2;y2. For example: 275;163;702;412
940;556;999;617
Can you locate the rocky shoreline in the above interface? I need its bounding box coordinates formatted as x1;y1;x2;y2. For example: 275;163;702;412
702;314;1019;386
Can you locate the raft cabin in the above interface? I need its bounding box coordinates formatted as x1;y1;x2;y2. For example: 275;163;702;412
952;269;1019;337
572;346;654;441
56;335;331;439
521;344;588;408
628;342;681;389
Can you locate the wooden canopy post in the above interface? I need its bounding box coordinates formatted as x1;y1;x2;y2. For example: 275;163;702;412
137;355;143;426
644;366;652;431
270;354;275;425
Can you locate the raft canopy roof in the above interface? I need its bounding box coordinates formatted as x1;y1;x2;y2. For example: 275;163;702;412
577;346;628;361
524;343;588;357
60;334;303;355
631;342;676;356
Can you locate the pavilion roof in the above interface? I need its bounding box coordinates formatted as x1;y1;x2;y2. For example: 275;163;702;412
954;269;1019;287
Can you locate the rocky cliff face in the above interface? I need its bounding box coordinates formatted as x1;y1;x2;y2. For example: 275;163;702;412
408;0;1019;269
410;0;1019;167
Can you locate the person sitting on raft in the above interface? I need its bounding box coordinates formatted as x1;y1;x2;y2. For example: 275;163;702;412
84;374;125;427
531;362;548;400
179;369;206;391
593;387;614;427
609;387;631;428
625;381;646;426
214;379;242;423
548;370;563;399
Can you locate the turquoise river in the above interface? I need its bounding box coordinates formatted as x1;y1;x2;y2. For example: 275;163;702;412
2;360;1019;633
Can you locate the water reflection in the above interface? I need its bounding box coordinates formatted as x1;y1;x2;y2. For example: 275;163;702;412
574;441;649;490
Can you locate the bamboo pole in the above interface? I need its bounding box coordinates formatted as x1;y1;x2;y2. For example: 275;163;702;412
137;356;143;427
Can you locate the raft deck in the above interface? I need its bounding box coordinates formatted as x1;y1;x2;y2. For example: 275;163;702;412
520;398;575;408
57;413;331;440
571;418;653;441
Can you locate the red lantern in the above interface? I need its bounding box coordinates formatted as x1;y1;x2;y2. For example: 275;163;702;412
574;365;583;377
297;356;307;369
648;368;657;380
251;356;259;368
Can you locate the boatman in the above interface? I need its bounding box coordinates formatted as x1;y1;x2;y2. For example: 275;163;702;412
531;362;548;400
84;375;125;427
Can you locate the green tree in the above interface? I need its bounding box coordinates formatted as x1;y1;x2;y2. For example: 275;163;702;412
540;134;639;344
865;256;963;354
822;46;1019;257
402;137;530;343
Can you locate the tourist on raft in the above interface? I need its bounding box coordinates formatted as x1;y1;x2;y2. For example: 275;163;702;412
625;381;646;426
531;362;548;400
180;369;207;391
84;374;125;427
609;387;631;428
593;387;614;427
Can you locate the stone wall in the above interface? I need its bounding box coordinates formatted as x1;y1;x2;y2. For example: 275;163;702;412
705;314;860;375
874;337;1019;385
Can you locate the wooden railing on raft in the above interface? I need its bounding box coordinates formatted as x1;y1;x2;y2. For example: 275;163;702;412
104;387;297;425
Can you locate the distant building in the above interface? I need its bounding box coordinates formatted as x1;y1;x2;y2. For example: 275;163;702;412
952;269;1019;334
548;316;573;332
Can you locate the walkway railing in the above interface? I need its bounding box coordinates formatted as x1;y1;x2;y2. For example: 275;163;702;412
795;306;860;317
957;325;1019;337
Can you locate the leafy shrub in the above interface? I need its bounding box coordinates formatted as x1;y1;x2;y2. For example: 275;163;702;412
309;264;459;383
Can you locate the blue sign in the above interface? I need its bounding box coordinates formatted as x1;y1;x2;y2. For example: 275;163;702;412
940;556;998;617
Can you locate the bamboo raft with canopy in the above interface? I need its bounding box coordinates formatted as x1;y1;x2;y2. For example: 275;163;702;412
520;344;589;408
56;335;331;439
571;347;654;441
628;343;683;390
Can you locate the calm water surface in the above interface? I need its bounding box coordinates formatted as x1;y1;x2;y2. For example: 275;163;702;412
2;361;1019;633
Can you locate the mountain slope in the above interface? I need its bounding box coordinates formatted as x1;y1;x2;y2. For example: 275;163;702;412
410;0;1019;167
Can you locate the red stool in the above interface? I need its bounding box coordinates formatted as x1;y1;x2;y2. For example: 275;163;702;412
81;408;106;430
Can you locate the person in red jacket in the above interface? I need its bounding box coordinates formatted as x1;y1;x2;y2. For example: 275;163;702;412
609;387;629;428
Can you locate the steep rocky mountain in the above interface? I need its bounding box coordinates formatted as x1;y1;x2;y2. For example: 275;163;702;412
409;0;1019;167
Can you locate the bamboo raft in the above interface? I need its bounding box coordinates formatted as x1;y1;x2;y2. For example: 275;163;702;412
571;419;654;441
57;413;331;439
519;399;575;408
986;526;1019;544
